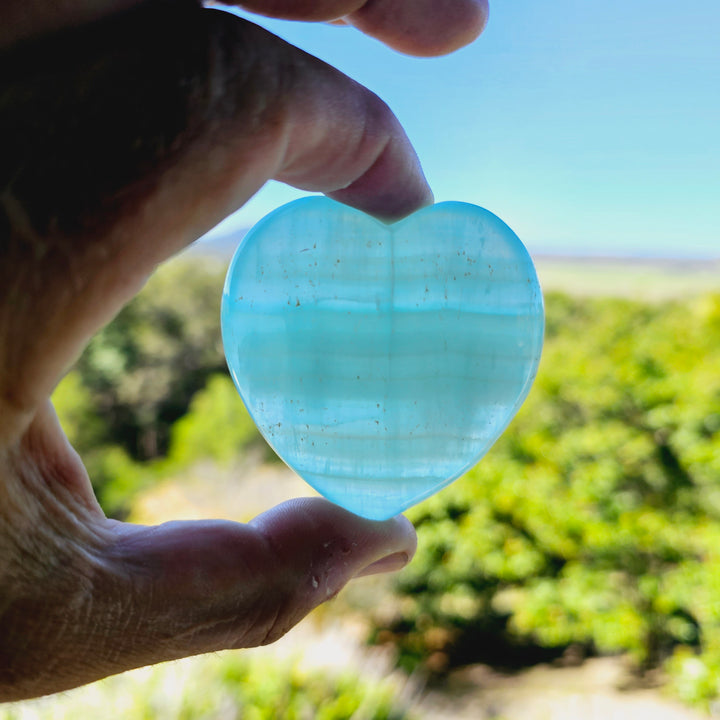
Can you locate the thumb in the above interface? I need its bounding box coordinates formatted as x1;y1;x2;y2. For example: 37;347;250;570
3;497;416;700
119;498;416;651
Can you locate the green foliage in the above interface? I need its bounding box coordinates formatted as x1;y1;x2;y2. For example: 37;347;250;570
53;369;150;518
50;253;720;711
207;655;413;720
0;653;415;720
55;373;266;519
75;259;227;460
372;292;720;708
52;370;108;454
85;445;152;519
51;259;258;516
167;374;260;467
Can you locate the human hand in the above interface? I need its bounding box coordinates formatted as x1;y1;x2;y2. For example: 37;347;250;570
0;0;488;701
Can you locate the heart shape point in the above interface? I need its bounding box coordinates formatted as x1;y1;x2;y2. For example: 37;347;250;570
221;197;544;520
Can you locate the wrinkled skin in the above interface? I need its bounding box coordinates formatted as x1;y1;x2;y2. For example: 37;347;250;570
0;0;488;701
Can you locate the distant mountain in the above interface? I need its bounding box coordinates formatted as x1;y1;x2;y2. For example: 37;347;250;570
178;229;720;283
181;229;249;260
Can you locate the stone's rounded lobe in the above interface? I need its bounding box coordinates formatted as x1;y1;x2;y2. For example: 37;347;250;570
221;197;544;520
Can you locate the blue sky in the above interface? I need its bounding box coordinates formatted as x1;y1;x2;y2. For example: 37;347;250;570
203;1;720;258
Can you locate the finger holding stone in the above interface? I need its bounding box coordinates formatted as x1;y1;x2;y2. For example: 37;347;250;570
222;0;490;56
0;6;430;436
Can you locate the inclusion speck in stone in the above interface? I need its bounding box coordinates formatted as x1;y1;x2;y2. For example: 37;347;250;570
221;197;544;520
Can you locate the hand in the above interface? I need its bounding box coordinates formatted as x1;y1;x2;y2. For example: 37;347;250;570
0;0;488;701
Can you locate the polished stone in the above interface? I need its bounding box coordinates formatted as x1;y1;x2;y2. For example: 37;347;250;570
221;197;544;519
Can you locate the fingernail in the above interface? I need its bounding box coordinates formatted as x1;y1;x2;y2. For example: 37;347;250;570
355;551;410;578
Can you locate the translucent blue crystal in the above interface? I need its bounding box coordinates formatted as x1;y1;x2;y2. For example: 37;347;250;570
221;197;544;520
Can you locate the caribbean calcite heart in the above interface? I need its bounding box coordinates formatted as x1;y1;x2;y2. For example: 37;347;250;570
221;197;544;520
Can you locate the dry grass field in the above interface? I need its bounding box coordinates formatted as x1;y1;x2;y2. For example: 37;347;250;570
5;252;720;719
535;255;720;301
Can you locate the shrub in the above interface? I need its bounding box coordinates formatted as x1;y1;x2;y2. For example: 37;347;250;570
0;653;416;720
166;373;261;467
370;293;720;709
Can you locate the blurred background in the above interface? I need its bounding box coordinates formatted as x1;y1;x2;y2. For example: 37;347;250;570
4;1;720;718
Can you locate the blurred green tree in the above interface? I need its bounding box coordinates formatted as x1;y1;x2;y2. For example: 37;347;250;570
371;292;720;709
52;369;149;518
51;257;238;517
166;373;261;467
75;258;227;459
52;255;720;709
0;653;415;720
52;369;108;454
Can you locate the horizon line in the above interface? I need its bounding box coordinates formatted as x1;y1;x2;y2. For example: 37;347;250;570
188;231;720;264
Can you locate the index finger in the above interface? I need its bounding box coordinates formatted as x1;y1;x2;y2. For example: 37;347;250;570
2;0;489;56
0;5;432;437
228;0;490;56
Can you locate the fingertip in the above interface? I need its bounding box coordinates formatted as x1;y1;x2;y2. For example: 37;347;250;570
327;135;434;222
250;497;417;586
274;63;433;221
354;512;417;577
477;0;491;36
385;512;418;561
346;0;490;57
355;550;410;577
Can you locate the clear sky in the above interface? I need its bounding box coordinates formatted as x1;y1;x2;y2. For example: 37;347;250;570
203;1;720;258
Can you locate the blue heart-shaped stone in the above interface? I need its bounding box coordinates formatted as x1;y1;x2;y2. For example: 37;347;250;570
221;197;544;520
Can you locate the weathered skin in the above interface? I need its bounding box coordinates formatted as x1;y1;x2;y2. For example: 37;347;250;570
0;0;488;701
